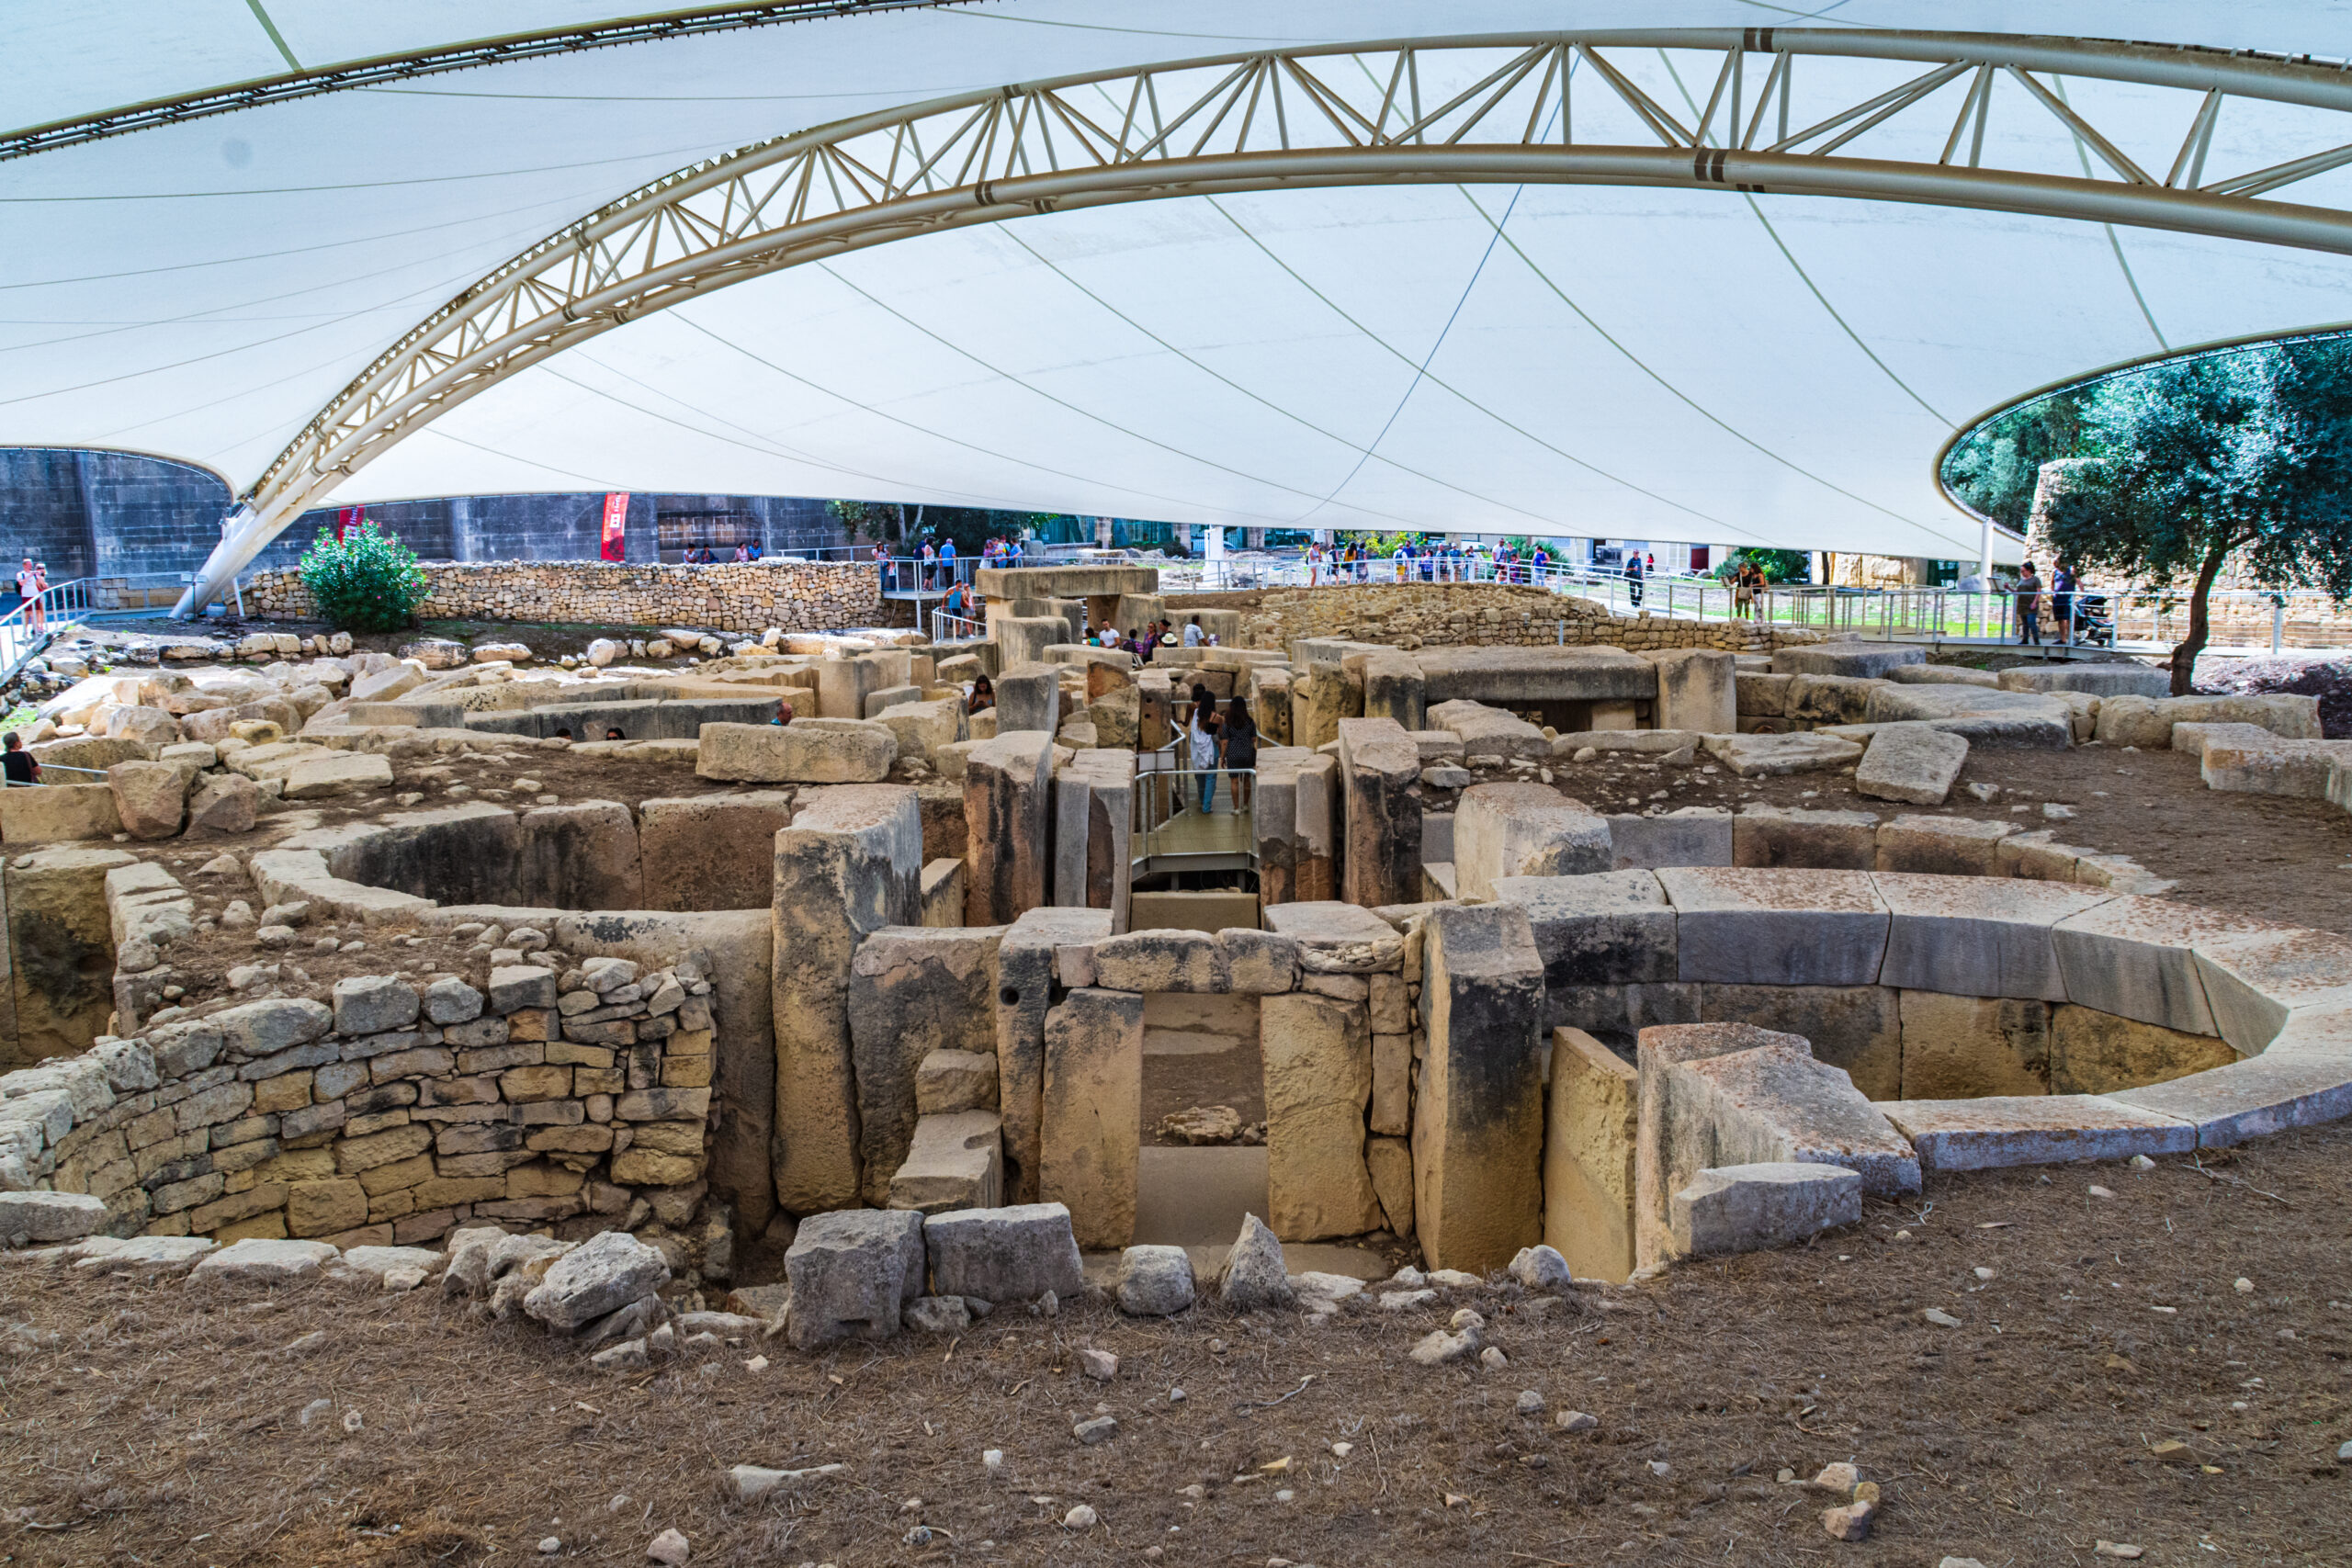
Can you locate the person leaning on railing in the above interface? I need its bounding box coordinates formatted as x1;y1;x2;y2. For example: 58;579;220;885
2;732;40;786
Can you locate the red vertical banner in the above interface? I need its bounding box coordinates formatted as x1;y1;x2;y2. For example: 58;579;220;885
599;492;629;561
334;505;361;542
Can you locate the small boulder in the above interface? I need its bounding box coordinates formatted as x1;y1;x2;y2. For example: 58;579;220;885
902;1295;970;1334
1114;1245;1196;1316
1217;1213;1295;1310
187;772;260;833
107;760;187;839
1507;1245;1573;1291
524;1231;672;1332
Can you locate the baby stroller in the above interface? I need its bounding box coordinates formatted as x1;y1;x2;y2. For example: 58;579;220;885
2066;592;2116;648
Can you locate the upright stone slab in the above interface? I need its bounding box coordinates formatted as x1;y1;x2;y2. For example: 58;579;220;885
639;791;797;911
995;907;1114;1203
784;1208;927;1348
1360;653;1427;732
1039;987;1145;1249
1454;783;1611;900
992;662;1060;737
1853;725;1969;807
1605;807;1733;870
1897;991;2052;1100
1875;873;2112;1000
516;800;643;908
964;730;1056;925
1545;1027;1639;1283
1338;717;1420;909
848;925;1005;1206
1413;902;1544;1274
1489;871;1677;1031
1054;748;1135;931
1649;649;1736;735
1732;806;1880;870
771;785;922;1213
811;653;889;720
1259;992;1383;1241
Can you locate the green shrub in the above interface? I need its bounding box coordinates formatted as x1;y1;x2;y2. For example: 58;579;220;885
298;522;428;632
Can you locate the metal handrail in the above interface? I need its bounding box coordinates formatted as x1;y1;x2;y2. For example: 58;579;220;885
1132;761;1256;861
930;608;984;641
878;555;979;595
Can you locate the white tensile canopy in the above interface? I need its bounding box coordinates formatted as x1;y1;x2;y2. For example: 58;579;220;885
6;2;2352;601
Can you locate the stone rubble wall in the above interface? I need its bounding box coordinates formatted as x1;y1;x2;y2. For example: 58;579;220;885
1166;583;1817;654
5;958;717;1251
242;558;882;635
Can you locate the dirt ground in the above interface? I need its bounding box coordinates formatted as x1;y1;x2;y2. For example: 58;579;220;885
1476;741;2352;936
4;1123;2347;1567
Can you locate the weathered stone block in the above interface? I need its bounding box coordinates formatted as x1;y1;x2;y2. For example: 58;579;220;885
1491;870;1676;1031
1698;984;1903;1101
963;730;1055;925
1659;867;1888;987
1544;1027;1637;1283
1896;991;2051;1100
923;1201;1085;1303
994;908;1114;1205
1259;992;1383;1242
2049;897;2267;1037
1873;815;2016;876
1853;725;1968;807
1880;1095;2194;1170
1668;1162;1860;1257
1650;649;1736;735
1732;806;1879;869
1091;929;1226;993
2050;1004;2238;1094
1604;807;1732;870
1875;873;2112;1000
1454;783;1610;900
1338;717;1421;909
1413;903;1544;1274
848;925;1003;1206
887;1110;1004;1213
697;719;895;784
773;785;922;1213
1262;901;1404;974
1039;988;1143;1249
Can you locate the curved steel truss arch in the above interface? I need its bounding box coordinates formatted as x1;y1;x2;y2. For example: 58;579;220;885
180;27;2352;610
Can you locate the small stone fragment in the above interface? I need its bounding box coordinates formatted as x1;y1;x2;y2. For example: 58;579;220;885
1515;1389;1544;1415
1078;1348;1118;1381
1556;1410;1598;1432
647;1527;691;1564
1812;1462;1860;1492
1063;1503;1098;1529
1477;1346;1509;1371
2093;1545;2144;1561
1821;1500;1876;1541
1073;1415;1118;1445
1923;1307;1962;1327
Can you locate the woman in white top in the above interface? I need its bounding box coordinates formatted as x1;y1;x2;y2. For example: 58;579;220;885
1186;682;1220;813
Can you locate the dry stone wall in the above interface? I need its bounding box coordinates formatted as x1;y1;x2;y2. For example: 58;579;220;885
1169;583;1815;654
15;958;717;1250
243;558;880;635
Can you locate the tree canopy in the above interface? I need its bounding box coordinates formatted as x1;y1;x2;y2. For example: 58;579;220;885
826;501;1064;557
2030;333;2352;690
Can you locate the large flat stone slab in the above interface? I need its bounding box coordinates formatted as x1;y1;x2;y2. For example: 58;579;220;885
2106;1054;2352;1147
2050;897;2279;1037
1544;1028;1638;1282
1262;901;1404;973
2189;927;2352;1055
1874;873;2115;1000
1657;867;1888;987
1732;806;1879;870
1604;806;1732;869
1040;988;1144;1250
1260;993;1384;1242
1853;725;1968;807
1490;872;1678;1021
1770;643;1924;678
1701;731;1864;778
1879;1095;2195;1170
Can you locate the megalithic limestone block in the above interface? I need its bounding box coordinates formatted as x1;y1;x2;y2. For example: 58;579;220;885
964;730;1056;925
1413;902;1545;1273
1648;648;1738;735
1260;992;1384;1241
1453;782;1611;901
1338;717;1420;909
771;785;922;1213
1039;987;1145;1249
994;906;1114;1203
848;925;1005;1207
991;662;1060;737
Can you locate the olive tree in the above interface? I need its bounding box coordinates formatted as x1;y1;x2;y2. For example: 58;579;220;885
2040;335;2352;694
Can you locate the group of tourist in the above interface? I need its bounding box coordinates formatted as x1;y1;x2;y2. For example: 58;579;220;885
1727;558;1768;618
1182;682;1255;815
2008;557;2083;646
675;541;764;564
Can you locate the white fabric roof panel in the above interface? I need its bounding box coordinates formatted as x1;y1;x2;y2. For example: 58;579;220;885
7;2;2352;567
